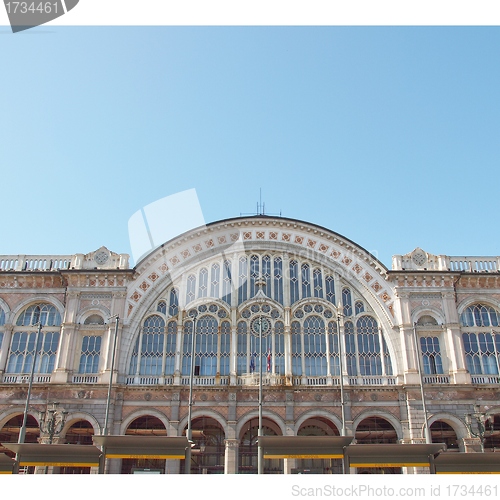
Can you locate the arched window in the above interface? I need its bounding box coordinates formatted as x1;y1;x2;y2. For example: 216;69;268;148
328;321;339;376
301;264;311;298
139;315;165;376
129;315;172;377
7;303;61;374
157;300;167;314
355;301;365;315
342;288;352;317
291;321;302;375
186;274;196;304
250;255;260;298
273;257;283;304
16;303;61;327
169;288;179;316
290;260;300;305
195;315;218;376
325;275;335;304
222;260;232;305
274;321;285;375
79;336;101;373
420;337;443;374
220;321;230;376
237;321;248;375
339;316;392;378
313;268;323;299
461;304;500;375
210;264;220;298
461;304;499;327
238;257;248;304
262;255;272;294
83;314;104;325
198;268;209;298
462;332;499;375
303;316;327;376
357;316;382;376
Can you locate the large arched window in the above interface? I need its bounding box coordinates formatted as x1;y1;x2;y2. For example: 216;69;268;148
129;315;176;377
291;306;335;377
196;315;218;376
461;304;500;375
343;316;392;377
181;309;227;378
357;316;382;376
6;303;61;375
303;315;327;376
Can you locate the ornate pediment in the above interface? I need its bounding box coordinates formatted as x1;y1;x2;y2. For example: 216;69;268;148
72;246;129;270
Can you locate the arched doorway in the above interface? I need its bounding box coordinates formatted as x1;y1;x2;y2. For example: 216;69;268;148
355;416;400;474
0;414;39;474
59;420;95;474
296;417;341;474
430;421;459;450
121;415;167;474
180;416;225;474
239;417;282;474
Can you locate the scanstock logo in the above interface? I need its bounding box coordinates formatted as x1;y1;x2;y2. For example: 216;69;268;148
3;0;79;33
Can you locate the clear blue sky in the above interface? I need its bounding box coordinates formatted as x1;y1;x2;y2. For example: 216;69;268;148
1;27;499;267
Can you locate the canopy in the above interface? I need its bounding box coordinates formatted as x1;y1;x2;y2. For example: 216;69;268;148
434;452;500;474
0;453;15;474
345;443;446;470
257;436;354;459
93;435;190;459
1;443;101;467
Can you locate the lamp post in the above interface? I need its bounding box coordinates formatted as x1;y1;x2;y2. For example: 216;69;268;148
103;316;119;436
250;278;270;474
185;309;198;474
17;322;42;445
99;316;119;475
14;322;42;474
336;302;346;437
465;405;494;453
412;322;431;444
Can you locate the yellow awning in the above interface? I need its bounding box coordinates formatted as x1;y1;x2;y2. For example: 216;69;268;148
93;435;190;460
257;436;354;459
1;443;101;467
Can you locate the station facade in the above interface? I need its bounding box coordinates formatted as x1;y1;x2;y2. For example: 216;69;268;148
0;216;499;473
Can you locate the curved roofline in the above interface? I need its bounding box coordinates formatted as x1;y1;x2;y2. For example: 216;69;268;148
134;214;388;272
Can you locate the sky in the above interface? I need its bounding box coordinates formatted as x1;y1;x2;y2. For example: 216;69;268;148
1;24;499;268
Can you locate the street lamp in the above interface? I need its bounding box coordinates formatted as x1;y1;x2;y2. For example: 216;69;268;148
18;322;42;445
103;315;119;436
465;405;494;453
336;302;346;437
253;277;268;475
412;322;431;444
185;309;198;474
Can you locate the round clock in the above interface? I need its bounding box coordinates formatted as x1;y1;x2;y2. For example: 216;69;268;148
250;316;271;337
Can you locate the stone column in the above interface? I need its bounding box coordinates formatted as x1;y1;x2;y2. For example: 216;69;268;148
224;439;239;474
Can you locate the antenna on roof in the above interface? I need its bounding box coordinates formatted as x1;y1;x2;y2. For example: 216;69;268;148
240;188;282;217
